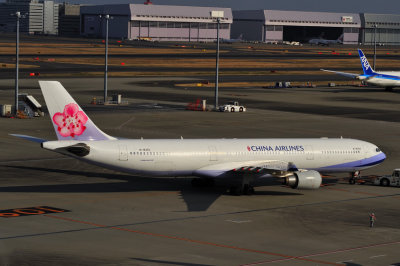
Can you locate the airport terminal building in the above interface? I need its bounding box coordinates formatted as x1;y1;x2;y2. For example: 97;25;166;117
80;4;233;42
232;10;361;44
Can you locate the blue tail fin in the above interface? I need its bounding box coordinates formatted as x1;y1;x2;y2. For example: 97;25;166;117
358;49;375;75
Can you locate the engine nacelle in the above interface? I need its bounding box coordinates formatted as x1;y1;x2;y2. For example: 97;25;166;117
284;170;322;190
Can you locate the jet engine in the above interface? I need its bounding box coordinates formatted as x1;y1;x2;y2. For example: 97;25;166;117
284;170;322;189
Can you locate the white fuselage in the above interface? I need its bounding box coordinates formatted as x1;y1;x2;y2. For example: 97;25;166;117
43;138;385;178
363;71;400;87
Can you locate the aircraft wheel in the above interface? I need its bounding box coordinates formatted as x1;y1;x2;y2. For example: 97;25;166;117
205;178;215;187
349;178;356;185
229;186;242;196
242;184;255;195
191;178;201;187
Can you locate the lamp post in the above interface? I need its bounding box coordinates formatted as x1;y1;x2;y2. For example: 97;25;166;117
373;24;377;71
11;11;24;115
211;11;224;111
99;14;111;104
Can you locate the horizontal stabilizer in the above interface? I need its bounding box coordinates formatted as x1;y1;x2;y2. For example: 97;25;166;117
320;69;359;79
10;134;47;143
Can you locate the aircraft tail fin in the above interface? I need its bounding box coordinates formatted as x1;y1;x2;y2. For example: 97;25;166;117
358;49;376;75
39;81;115;141
337;33;344;43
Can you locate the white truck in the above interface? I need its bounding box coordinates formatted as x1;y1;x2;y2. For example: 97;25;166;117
219;101;246;112
374;169;400;187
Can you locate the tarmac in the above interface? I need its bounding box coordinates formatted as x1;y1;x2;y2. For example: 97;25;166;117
1;77;400;265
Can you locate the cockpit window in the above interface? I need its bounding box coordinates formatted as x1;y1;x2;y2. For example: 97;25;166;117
376;148;381;152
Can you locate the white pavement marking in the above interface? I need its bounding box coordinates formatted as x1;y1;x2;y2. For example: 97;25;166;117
225;219;252;224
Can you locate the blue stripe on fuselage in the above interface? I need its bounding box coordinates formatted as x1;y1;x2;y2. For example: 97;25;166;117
370;74;400;81
320;152;386;170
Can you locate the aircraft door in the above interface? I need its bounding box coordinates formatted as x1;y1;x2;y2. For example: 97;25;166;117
305;145;314;160
119;145;128;161
208;146;218;161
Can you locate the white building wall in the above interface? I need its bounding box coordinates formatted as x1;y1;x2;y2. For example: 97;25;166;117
81;4;232;42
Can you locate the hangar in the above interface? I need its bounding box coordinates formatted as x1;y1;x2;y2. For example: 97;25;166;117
361;13;400;45
232;10;361;44
80;4;232;42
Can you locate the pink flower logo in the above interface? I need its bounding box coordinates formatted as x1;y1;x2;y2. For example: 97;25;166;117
247;146;251;151
53;103;88;138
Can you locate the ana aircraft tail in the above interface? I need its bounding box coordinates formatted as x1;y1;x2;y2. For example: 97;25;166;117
39;81;115;141
358;49;376;75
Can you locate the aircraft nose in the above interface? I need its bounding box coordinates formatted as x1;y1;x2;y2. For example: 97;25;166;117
375;152;386;165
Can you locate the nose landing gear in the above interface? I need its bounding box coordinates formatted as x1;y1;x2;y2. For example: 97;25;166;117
349;171;361;185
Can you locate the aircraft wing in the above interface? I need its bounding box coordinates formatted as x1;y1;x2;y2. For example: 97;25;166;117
194;160;298;178
231;160;298;177
321;69;360;79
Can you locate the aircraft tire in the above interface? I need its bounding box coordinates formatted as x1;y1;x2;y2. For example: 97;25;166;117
191;178;203;187
229;186;242;196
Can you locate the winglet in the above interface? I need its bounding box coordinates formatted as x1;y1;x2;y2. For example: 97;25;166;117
358;49;376;75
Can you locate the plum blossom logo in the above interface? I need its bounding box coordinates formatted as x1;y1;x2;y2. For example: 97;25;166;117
53;103;88;138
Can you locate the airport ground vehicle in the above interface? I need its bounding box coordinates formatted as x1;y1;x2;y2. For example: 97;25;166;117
219;101;246;112
373;169;400;187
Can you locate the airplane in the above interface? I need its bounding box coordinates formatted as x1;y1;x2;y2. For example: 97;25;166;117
309;33;343;46
321;49;400;91
11;81;386;195
220;34;243;44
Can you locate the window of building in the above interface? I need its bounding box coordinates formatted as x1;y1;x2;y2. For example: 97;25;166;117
199;23;207;29
220;23;230;29
149;21;158;27
208;23;217;29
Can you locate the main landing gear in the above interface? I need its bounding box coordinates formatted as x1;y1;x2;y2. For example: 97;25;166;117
349;171;361;185
229;184;255;196
229;174;256;196
191;178;215;188
191;175;256;196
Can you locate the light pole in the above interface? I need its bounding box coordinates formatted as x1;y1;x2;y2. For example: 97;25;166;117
373;24;377;71
99;14;111;104
11;11;24;115
211;11;224;111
